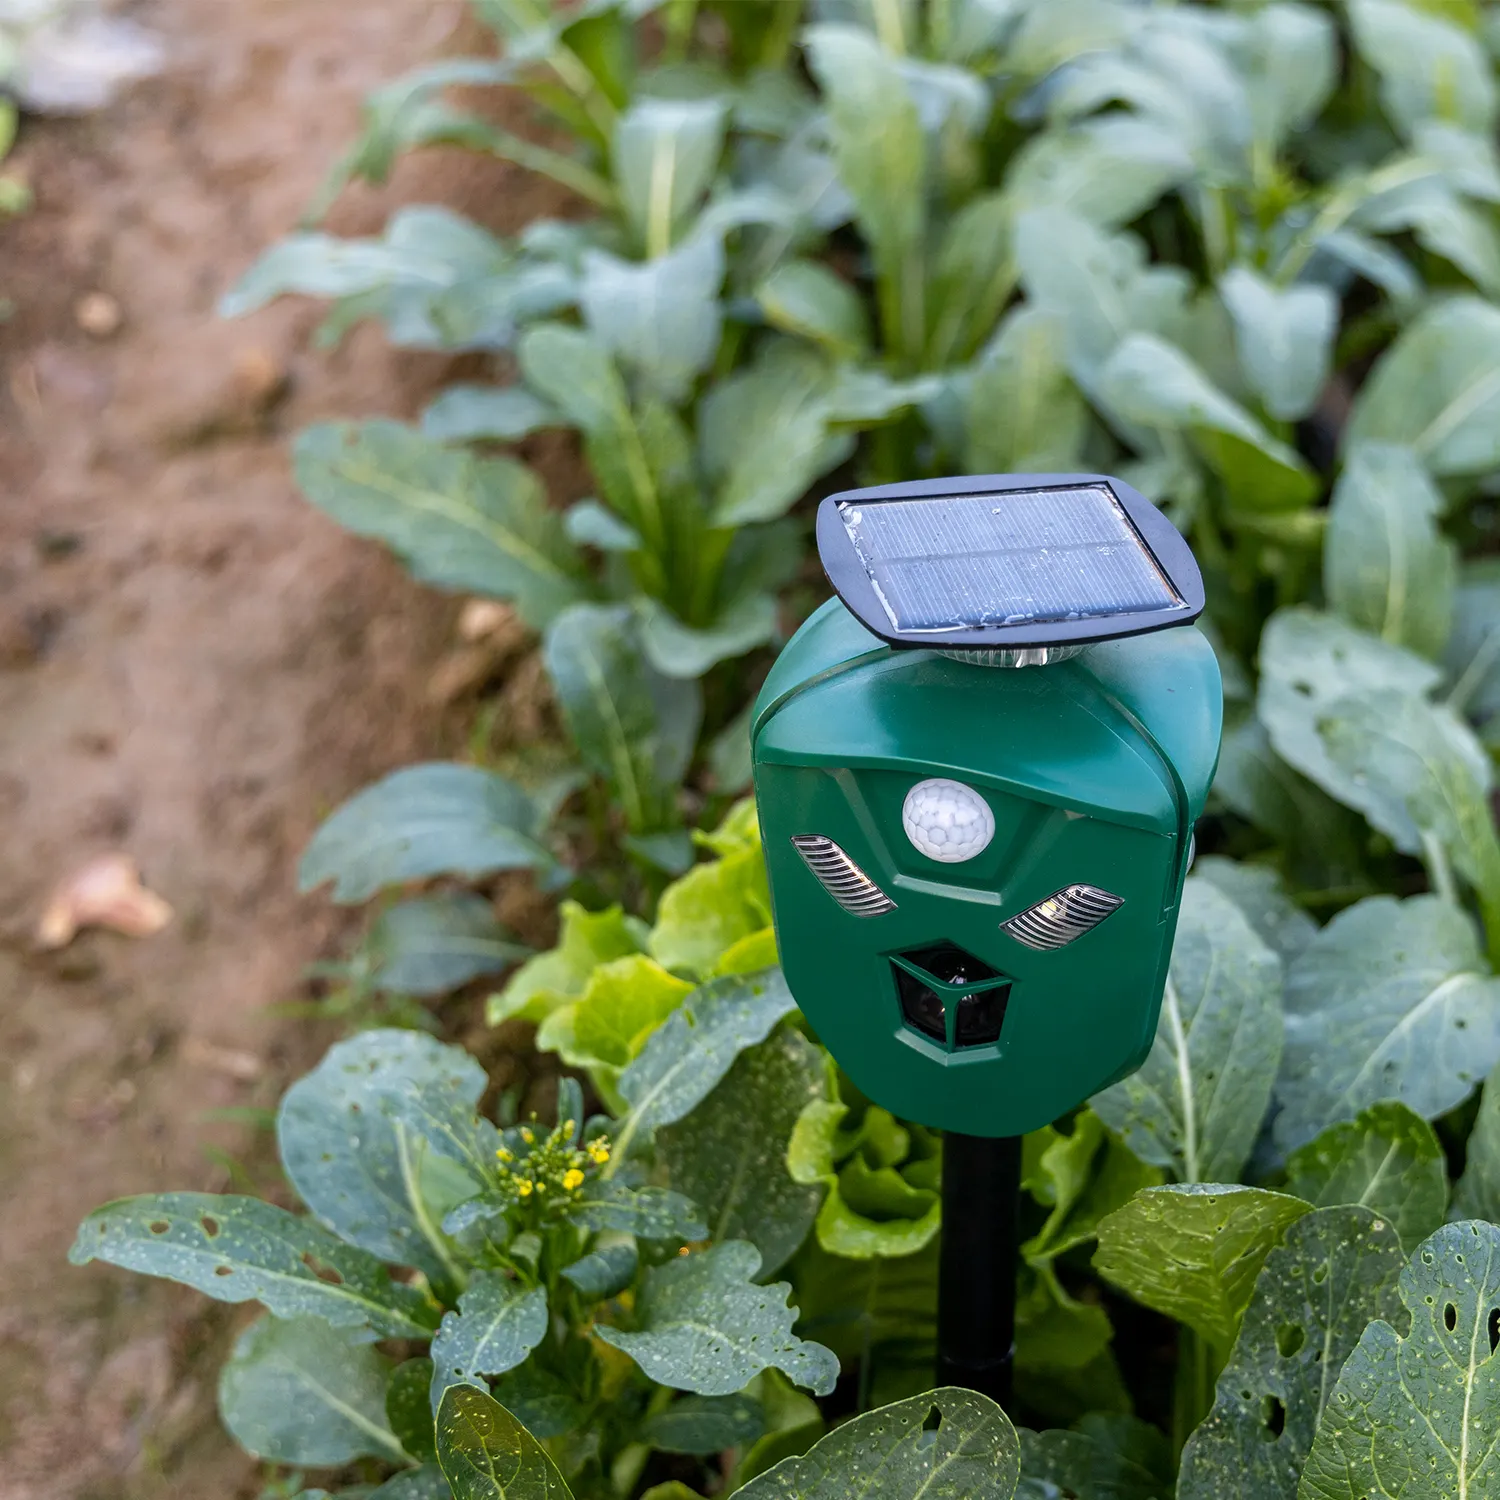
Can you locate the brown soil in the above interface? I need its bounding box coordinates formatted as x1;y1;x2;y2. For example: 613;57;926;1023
0;3;565;1496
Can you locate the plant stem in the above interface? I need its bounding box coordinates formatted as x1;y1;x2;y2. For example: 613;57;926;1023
1172;1328;1222;1454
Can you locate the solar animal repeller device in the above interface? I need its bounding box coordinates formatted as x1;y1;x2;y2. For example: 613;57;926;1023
750;473;1222;1406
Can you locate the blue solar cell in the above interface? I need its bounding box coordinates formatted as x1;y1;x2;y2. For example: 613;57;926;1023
838;486;1181;634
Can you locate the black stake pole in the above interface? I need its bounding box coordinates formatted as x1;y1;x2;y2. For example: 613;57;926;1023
937;1131;1022;1409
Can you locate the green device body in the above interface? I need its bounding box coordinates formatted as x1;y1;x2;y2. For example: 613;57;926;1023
751;598;1222;1138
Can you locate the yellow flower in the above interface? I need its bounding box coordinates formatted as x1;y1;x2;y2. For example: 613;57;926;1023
496;1147;513;1163
563;1119;576;1135
520;1127;535;1144
562;1168;585;1191
536;1181;547;1192
516;1179;534;1198
587;1140;611;1165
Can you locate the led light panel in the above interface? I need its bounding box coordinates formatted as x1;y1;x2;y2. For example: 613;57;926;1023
816;474;1204;652
841;486;1179;634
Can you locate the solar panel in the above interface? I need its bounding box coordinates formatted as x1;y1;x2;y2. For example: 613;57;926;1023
838;485;1182;635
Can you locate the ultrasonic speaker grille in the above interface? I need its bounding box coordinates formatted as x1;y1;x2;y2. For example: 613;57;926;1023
1002;885;1123;950
791;835;897;917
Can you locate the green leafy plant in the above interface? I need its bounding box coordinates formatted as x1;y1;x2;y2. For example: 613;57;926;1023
73;0;1500;1493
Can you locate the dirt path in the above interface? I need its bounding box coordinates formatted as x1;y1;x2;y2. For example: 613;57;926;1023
0;2;516;1494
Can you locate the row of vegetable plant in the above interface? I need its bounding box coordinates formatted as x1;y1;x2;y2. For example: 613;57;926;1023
72;1;1500;1496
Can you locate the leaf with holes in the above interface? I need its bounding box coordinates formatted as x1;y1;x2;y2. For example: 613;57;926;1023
277;1030;496;1293
1299;1220;1500;1499
1177;1206;1407;1500
613;968;796;1160
1273;895;1500;1155
218;1315;407;1466
1323;444;1456;659
1283;1102;1449;1252
68;1193;439;1338
657;1028;826;1276
1345;296;1500;477
368;895;530;998
594;1240;838;1396
299;764;554;904
1094;1185;1312;1346
543;604;702;837
435;1383;574;1500
1093;878;1284;1185
428;1275;548;1415
736;1387;1018;1500
1452;1056;1500;1221
294;423;586;628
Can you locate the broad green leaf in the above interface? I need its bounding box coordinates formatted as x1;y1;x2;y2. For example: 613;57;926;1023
964;306;1088;475
1177;1206;1407;1500
560;1238;637;1297
517;326;667;547
613;96;727;254
1018;1414;1174;1500
1298;1220;1500;1500
1454;1057;1500;1226
695;796;761;858
1274;894;1500;1153
614;968;796;1156
1283;1102;1449;1251
1004;0;1138;79
1192;856;1317;970
543;603;701;835
1007;114;1193;230
222;229;461;314
218;1315;405;1466
435;1383;574;1500
1345;296;1500;476
569;1179;706;1239
756;259;870;360
388;1357;439;1463
649;844;772;977
925;190;1016;367
595;1239;839;1395
1444;560;1500;736
1323;443;1457;659
714;926;780;978
1097;333;1317;512
657;1028;826;1276
299;763;552;904
804;24;927;360
1093;879;1284;1185
278;1030;495;1290
1234;2;1338;153
637;593;779;679
642;1394;766;1455
1257;607;1446;851
68;1192;439;1338
1014;209;1191;386
369;895;529;998
535;954;692;1072
422;387;562;444
701;342;850;529
429;1275;548;1415
1349;0;1495;137
1219;266;1336;423
579;236;724;402
1022;1109;1164;1271
294;423;585;628
487;901;648;1027
737;1387;1019;1500
1094;1185;1312;1345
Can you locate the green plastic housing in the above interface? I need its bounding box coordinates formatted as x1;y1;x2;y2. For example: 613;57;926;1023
751;598;1223;1137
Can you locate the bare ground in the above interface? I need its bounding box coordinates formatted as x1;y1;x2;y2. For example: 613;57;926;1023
0;1;561;1494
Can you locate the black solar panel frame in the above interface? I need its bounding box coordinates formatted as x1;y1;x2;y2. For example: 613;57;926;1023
816;472;1205;651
